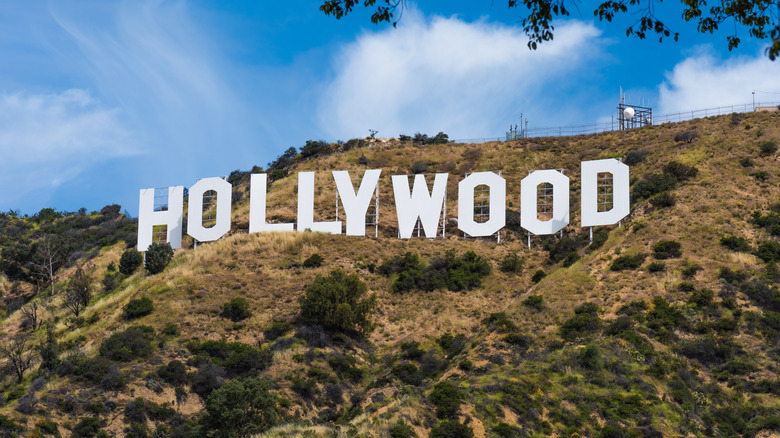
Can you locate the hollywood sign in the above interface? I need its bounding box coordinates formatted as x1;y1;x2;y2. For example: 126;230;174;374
137;158;629;251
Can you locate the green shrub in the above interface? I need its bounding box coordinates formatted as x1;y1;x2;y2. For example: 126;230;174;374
484;312;517;333
753;170;769;181
299;270;376;334
388;420;416;438
647;261;666;273
221;297;252;322
650;192;676;208
101;271;125;292
499;252;523;273
522;294;544;311
158;360;188;386
721;235;752;252
663;161;699;181
560;303;602;341
99;326;155;361
731;112;744;125
392;362;422;385
632;173;677;200
589;228;610;251
531;270;546;283
740;157;754;167
753;209;780;235
119;249;143;275
429;381;464;419
382;251;490;293
162;323;180;336
123;297;154;320
437;332;468;358
200;377;278;436
653;240;682;259
760;141;778;155
302;253;324;268
430;421;473;438
411;161;428;174
756;240;780;262
578;344;603;370
144;242;174;274
188;339;272;377
689;288;714;307
677;335;736;365
610;253;645;271
623;150;648;165
299;140;331;158
674;131;698;143
72;416;104;438
719;267;748;284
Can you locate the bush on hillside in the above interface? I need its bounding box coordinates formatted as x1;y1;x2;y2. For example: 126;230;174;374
299;270;376;335
674;131;698;143
560;302;602;341
381;251;490;293
430;381;464;419
499;252;523;273
757;241;780;262
411;161;428;174
119;249;143;275
663;161;699;181
430;421;473;438
522;294;544;311
99;326;155;362
200;377;278;436
610;254;646;271
721;235;752;252
632;174;677;200
760;141;778;155
650;192;676;208
144;242;173;274
653;240;682;259
123;297;154;320
303;253;324;268
531;270;546;283
624;150;648;165
158;360;188;386
221;297;252;322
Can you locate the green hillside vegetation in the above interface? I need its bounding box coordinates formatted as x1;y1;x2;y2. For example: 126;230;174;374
0;113;779;436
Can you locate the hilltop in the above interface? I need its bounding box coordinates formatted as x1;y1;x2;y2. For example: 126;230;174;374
0;111;779;437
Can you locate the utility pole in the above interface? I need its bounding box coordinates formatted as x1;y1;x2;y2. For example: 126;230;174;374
753;90;756;111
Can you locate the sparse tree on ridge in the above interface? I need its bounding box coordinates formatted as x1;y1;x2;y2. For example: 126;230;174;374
65;267;92;317
319;0;780;59
0;335;35;382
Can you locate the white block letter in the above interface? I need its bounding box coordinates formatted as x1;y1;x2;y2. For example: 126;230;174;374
333;169;381;236
521;170;569;235
581;159;630;227
392;173;448;239
297;172;342;234
458;172;506;237
249;174;294;233
137;186;184;251
187;177;232;242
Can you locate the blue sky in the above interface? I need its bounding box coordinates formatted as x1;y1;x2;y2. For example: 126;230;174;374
1;0;779;216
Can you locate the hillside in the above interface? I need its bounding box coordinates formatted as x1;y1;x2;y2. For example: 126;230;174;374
0;111;780;437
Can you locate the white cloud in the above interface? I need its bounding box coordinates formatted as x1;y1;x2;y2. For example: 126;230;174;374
658;47;780;114
318;12;606;140
0;89;134;206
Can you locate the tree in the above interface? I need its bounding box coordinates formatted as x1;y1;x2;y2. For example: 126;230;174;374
20;300;41;330
0;335;35;382
65;267;92;317
299;270;377;335
145;242;174;274
34;234;64;295
119;248;143;275
200;377;278;436
318;0;780;60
